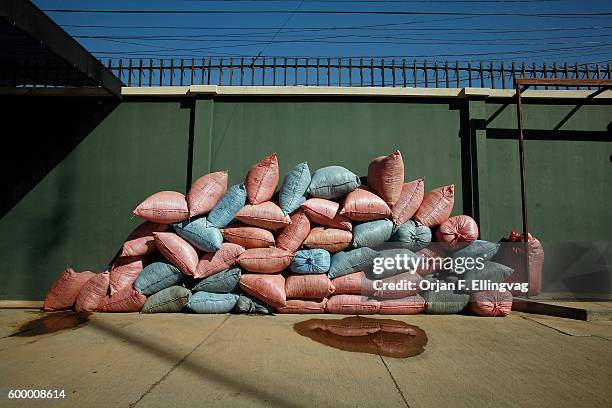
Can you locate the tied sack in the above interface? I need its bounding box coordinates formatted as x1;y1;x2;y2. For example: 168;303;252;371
173;217;223;252
390;220;432;251
196;242;245;279
326;295;380;314
435;215;479;250
495;231;544;297
109;255;146;295
154;232;199;276
331;272;375;295
187;171;228;217
379;295;426;315
352;219;394;248
304;227;352;253
469;290;512;317
285;274;335;299
120;221;169;257
43;268;96;311
233;294;274;315
221;224;275;249
328;247;379;279
308;166;361;199
245;153;279;205
290;249;331;274
239;274;287;308
75;272;110;312
367;150;405;206
301;198;352;231
414;185;455;227
235;202;291;230
276;299;327;314
276;210;311;253
134;262;184;296
192;267;241;293
141;286;191;313
391;179;424;225
97;286;147;313
133;191;189;224
279;162;311;215
340;188;392;222
207;183;248;228
238;248;293;273
187;292;238;314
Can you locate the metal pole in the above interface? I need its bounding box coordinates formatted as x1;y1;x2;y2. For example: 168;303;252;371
515;82;530;298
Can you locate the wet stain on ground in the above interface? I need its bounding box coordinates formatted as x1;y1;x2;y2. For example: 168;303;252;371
294;316;428;359
9;311;91;337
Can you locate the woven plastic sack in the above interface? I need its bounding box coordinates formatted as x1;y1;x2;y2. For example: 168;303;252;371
308;166;361;199
196;242;245;278
279;162;311;215
285;274;335;299
290;249;331;274
235;202;290;230
452;240;500;261
340;188;391;222
186;291;238;313
352;219;394;248
325;295;380;314
390;220;432;251
276;299;327;314
391;178;424;225
415;247;445;276
328;247;379;279
367;150;405;206
187;171;228;217
414;184;455;227
496;232;544;297
207;183;248;228
239;274;287;308
141;286;191;313
97;286;147;313
304;227;352;252
133;191;189;224
154;232;199;276
331;272;375;295
469;290;512;317
233;294;274;314
301;198;352;231
422;290;469;314
238;247;293;273
435;215;479;250
120;222;169;257
221;224;275;249
192;267;241;293
276;210;311;252
109;255;146;295
173;217;223;252
75;272;110;313
246;153;279;205
134;261;184;295
373;272;424;300
365;248;421;279
379;295;426;314
43;268;96;311
462;261;514;289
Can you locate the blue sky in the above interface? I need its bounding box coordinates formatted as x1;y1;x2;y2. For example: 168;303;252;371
33;0;612;65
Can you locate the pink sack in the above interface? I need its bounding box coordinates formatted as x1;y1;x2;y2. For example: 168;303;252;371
326;294;380;314
237;248;293;273
154;232;199;276
303;227;352;252
276;210;311;252
379;295;426;314
372;272;424;300
498;232;544;296
469;290;512;317
414;247;445;276
414;184;455;227
331;272;375;295
246;153;279;205
367;150;405;206
43;267;96;311
301;198;352;231
187;171;228;217
120;222;169;257
221;224;275;249
435;215;479;250
235;202;291;230
109;256;146;295
97;286;147;313
75;272;110;312
276;299;327;314
239;274;287;308
285;275;335;299
340;188;392;222
391;179;425;225
133;191;189;224
196;242;245;278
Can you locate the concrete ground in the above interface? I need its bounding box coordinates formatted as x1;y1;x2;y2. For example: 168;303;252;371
0;309;611;408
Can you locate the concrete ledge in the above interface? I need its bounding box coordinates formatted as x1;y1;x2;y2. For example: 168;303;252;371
121;86;190;97
512;298;612;321
0;87;115;97
0;300;43;309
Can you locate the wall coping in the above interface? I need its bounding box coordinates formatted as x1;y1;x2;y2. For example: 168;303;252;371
120;85;612;99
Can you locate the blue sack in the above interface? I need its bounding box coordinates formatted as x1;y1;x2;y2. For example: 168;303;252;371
186;291;238;314
290;249;331;274
328;247;379;279
134;262;185;296
173;216;223;252
364;248;420;278
451;240;500;260
422;290;470;314
461;261;513;290
192;267;242;293
390;220;432;251
279;162;311;215
207;183;247;228
352;219;394;248
141;286;192;313
233;294;274;315
308;166;361;199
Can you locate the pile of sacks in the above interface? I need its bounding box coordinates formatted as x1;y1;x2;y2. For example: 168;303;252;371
43;150;543;317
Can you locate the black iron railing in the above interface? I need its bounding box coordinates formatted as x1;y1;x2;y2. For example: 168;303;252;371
107;57;612;90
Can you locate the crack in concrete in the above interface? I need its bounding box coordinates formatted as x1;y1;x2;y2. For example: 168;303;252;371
365;333;411;408
129;314;231;408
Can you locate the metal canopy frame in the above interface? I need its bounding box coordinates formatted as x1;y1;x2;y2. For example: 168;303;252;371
513;77;612;297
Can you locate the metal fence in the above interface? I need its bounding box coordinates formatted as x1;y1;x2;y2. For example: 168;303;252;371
107;57;612;90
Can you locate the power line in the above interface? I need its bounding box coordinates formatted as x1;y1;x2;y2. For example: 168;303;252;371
254;0;304;58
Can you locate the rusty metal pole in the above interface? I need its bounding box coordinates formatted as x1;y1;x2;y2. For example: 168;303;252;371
515;81;530;298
